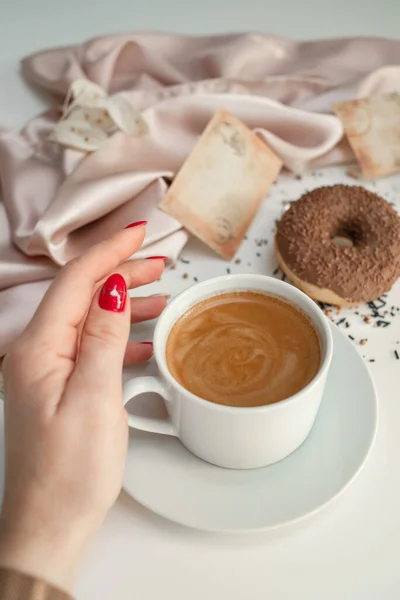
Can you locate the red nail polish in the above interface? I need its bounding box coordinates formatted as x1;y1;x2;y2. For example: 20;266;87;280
99;274;127;312
125;220;147;229
140;341;153;345
146;256;168;261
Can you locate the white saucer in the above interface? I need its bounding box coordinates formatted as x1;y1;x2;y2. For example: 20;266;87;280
123;324;378;533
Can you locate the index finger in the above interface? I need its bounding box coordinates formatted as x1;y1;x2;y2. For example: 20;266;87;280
28;224;147;336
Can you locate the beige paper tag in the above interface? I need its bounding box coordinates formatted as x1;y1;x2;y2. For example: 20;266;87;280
159;109;282;260
333;93;400;179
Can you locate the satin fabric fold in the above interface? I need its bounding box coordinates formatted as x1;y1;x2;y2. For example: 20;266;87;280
1;32;400;355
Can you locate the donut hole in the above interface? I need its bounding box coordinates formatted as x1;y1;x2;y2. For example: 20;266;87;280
332;233;354;249
331;224;362;249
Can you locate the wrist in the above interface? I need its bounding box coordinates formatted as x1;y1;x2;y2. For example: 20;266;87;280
0;510;91;593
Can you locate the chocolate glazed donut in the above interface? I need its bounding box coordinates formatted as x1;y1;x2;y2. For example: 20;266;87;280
275;185;400;306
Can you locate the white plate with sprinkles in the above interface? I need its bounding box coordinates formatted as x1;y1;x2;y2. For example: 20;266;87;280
123;323;378;532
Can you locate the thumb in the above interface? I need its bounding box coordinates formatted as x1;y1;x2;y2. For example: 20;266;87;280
72;273;130;392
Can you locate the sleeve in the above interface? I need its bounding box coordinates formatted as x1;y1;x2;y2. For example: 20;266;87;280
0;567;73;600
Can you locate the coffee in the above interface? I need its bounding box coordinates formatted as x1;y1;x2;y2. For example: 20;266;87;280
166;291;321;407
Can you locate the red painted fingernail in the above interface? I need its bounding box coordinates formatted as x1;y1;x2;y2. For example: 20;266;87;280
146;255;168;261
140;341;153;346
125;220;147;229
99;274;127;312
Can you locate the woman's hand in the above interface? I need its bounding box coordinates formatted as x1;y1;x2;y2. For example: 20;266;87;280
0;222;167;592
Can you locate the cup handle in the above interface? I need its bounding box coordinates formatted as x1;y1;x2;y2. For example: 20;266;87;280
123;376;177;437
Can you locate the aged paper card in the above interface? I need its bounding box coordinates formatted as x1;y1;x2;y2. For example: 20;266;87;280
159;109;282;259
333;93;400;179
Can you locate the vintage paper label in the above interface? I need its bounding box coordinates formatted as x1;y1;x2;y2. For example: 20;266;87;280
159;109;282;259
333;93;400;179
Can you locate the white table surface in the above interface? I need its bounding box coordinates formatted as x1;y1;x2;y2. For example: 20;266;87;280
1;2;400;599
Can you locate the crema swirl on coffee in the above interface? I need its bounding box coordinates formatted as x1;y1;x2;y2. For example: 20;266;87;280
166;292;321;407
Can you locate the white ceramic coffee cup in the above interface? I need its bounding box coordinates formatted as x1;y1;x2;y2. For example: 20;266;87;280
123;274;333;469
